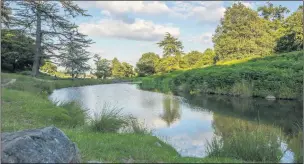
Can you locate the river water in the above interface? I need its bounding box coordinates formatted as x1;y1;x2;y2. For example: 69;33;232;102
49;83;302;163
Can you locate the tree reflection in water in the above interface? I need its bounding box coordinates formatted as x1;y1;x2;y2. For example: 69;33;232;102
160;94;181;126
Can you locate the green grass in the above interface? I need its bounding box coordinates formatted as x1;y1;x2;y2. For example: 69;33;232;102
88;104;129;133
64;129;241;163
206;126;283;162
1;72;240;163
140;51;303;100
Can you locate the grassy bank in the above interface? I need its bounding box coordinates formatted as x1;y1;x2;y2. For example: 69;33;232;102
139;51;303;100
1;73;240;163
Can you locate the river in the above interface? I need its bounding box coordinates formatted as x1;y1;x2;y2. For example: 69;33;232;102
49;83;302;163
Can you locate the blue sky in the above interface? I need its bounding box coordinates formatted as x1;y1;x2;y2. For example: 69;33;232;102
73;1;301;67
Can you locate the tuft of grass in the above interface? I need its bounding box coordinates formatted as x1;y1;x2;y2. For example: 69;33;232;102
127;117;151;135
88;104;129;133
206;125;284;162
230;80;253;97
59;102;88;128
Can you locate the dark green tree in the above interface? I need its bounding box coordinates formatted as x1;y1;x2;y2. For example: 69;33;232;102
94;55;112;79
11;1;89;76
213;3;275;61
121;62;135;78
111;58;124;78
136;52;160;76
1;1;12;27
1;29;35;72
157;32;183;57
59;30;93;78
257;2;290;21
276;6;303;52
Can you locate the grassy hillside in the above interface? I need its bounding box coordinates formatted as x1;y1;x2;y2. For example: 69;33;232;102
139;51;303;100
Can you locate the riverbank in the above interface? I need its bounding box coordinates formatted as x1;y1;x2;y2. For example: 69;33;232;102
138;51;303;100
1;73;240;163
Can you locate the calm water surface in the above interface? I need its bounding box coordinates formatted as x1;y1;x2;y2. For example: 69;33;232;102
49;84;302;163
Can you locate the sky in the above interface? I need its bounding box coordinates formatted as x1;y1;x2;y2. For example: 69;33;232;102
70;1;302;68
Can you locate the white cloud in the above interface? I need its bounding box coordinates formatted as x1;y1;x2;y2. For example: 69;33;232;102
78;18;180;41
77;1;226;24
171;2;226;23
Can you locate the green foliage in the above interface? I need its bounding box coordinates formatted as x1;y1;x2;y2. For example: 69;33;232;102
276;6;303;52
59;30;93;78
136;52;160;76
156;56;180;73
111;58;125;78
121;62;135;78
257;2;290;21
213;3;275;61
1;1;11;27
94;55;112;79
89;104;129;133
206;123;283;162
157;32;183;57
40;60;57;75
1;29;35;72
141;51;303;100
111;58;135;78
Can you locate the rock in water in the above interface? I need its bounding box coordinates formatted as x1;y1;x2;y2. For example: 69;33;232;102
1;126;81;163
265;95;276;100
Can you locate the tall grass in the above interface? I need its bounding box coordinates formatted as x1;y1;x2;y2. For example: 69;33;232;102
206;125;284;162
127;117;151;135
59;102;88;128
88;103;151;134
89;104;129;133
230;80;253;97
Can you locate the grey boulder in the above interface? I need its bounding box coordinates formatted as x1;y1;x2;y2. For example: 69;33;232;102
1;126;81;163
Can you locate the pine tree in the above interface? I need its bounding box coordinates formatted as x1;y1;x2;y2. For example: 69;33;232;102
11;1;89;76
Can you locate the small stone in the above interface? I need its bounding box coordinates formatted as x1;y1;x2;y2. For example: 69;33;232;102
265;95;276;100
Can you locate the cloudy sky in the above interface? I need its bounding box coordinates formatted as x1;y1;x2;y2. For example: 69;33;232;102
73;1;301;67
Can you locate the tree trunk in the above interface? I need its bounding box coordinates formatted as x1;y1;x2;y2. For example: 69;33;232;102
32;3;42;77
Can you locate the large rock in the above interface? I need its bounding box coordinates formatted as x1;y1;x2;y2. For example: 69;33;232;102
1;126;81;163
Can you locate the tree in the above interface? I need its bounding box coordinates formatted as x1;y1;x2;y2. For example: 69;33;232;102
95;57;112;79
276;6;303;52
40;60;57;75
157;32;183;57
121;62;135;78
258;2;290;51
1;29;35;72
111;58;124;78
11;1;89;76
182;51;203;69
213;3;275;61
136;52;160;76
200;48;216;66
257;2;290;21
156;56;180;73
59;30;93;78
1;1;12;27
